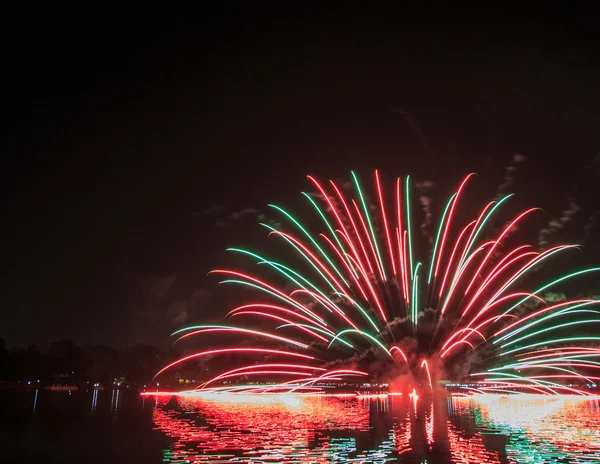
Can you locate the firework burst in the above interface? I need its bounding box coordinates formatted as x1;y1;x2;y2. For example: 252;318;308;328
154;171;600;396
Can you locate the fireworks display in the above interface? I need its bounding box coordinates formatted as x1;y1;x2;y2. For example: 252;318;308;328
154;171;600;396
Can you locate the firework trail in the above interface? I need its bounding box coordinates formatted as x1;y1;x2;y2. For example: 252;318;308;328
155;171;600;396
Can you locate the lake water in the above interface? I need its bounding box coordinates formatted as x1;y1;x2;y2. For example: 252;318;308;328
1;389;599;463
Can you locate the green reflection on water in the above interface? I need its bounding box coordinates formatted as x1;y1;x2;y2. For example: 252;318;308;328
468;396;600;463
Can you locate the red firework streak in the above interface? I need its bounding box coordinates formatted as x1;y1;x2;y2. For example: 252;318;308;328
152;171;600;397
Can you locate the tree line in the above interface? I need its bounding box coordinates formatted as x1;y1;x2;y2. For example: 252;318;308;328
0;338;181;385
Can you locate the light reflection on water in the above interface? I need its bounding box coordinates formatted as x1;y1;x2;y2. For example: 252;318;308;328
461;395;600;463
151;393;600;463
3;389;599;463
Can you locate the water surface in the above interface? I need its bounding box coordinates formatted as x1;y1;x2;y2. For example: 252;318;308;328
1;389;598;463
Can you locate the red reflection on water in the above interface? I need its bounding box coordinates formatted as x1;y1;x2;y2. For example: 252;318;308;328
553;400;600;452
149;393;600;463
152;394;370;462
392;411;411;455
447;420;501;464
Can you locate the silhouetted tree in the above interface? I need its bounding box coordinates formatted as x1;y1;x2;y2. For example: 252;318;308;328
0;337;7;380
0;339;184;385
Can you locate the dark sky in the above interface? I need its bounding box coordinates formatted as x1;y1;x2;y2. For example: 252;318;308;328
2;7;600;349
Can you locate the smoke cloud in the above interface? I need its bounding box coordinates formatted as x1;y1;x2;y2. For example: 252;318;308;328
416;180;434;247
496;154;527;198
538;199;581;250
582;211;600;250
200;205;266;228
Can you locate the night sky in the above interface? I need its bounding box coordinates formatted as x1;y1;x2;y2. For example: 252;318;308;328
3;7;600;349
